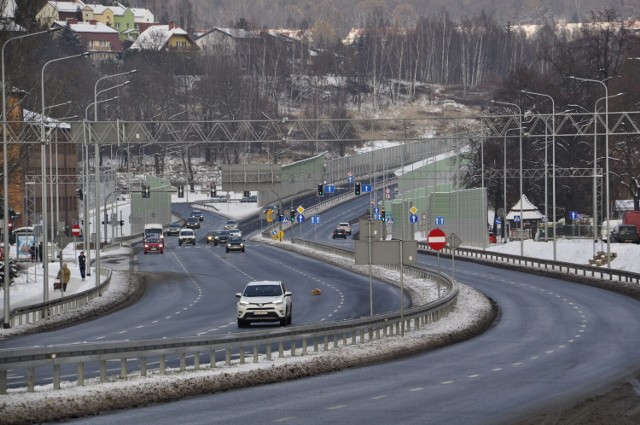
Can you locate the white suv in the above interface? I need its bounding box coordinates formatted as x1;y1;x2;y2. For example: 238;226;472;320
178;228;196;246
236;281;292;327
336;222;352;235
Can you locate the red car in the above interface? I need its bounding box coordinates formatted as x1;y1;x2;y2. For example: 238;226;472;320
144;237;164;254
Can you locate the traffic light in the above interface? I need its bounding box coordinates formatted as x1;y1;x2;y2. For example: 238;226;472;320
76;188;83;200
317;184;324;196
354;182;361;196
381;209;386;222
142;185;150;198
119;220;125;227
178;185;184;198
289;209;296;222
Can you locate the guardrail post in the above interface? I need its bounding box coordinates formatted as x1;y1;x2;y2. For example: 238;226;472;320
159;355;166;374
266;343;272;361
140;357;147;376
239;346;245;364
120;359;127;378
0;370;6;394
225;348;231;366
194;352;200;370
291;340;297;356
253;345;259;363
279;341;284;358
323;335;329;351
27;368;35;392
180;352;186;371
53;364;60;389
77;363;84;386
313;337;319;352
209;349;216;368
100;360;107;382
302;337;308;355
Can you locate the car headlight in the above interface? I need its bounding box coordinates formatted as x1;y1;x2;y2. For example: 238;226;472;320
273;299;283;306
238;300;249;306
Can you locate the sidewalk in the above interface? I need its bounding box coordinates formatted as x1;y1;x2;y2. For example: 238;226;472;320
0;244;97;317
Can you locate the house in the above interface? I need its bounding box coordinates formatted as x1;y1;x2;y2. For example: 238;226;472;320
506;194;545;240
194;27;257;56
0;0;25;32
36;1;85;27
52;19;122;57
81;3;134;41
129;22;198;51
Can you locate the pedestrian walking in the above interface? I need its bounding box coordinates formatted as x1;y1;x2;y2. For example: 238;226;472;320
78;251;86;280
56;263;71;292
38;241;43;262
29;244;36;261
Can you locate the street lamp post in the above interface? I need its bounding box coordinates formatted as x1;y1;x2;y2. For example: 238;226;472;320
84;94;119;287
91;69;136;288
520;90;557;259
2;28;56;327
492;100;524;256
569;76;611;268
41;52;90;304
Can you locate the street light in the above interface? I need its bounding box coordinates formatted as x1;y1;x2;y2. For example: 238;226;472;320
2;28;58;327
91;69;136;289
520;90;557;259
568;76;611;268
41;52;90;304
83;94;118;286
491;100;524;256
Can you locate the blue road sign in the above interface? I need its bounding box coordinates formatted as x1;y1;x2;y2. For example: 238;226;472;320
373;207;379;215
362;183;372;193
435;216;445;225
279;215;287;223
514;215;521;223
311;215;320;224
496;217;501;225
570;211;578;220
296;214;305;223
409;214;419;223
387;217;394;224
325;185;335;194
348;176;354;184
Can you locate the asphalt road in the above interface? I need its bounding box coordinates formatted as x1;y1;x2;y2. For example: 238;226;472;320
49;196;640;424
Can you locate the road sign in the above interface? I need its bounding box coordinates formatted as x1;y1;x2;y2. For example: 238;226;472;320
514;215;521;223
385;193;391;199
570;211;578;220
496;217;501;225
448;232;463;250
373;207;379;215
362;183;372;193
296;205;305;214
296;214;305;223
427;228;446;250
325;184;336;194
348;175;354;184
72;224;81;237
410;206;418;215
435;216;445;225
311;215;320;224
409;214;419;223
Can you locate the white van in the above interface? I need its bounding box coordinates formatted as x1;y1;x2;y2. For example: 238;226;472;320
600;220;623;241
144;223;164;241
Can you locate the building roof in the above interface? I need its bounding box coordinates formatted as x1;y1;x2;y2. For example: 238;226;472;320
129;24;192;50
83;4;126;17
53;19;119;34
506;194;546;221
47;1;85;13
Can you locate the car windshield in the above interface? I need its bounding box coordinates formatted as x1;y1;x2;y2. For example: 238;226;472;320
229;237;242;243
244;285;282;297
180;230;194;235
146;238;161;243
218;230;229;236
619;226;636;233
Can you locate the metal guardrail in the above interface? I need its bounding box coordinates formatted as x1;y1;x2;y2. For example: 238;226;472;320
416;242;640;285
0;240;457;394
0;268;113;329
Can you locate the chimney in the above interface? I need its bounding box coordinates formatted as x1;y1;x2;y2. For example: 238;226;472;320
168;21;176;30
67;18;78;25
90;20;97;25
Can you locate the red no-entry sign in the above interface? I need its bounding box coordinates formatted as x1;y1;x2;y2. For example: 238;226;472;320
71;223;81;237
427;228;446;250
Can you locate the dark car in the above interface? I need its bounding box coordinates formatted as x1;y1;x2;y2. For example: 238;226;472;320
214;230;230;246
165;222;181;236
226;236;245;253
186;217;200;229
332;228;348;239
609;225;640;243
206;230;219;244
144;237;164;254
191;210;204;221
